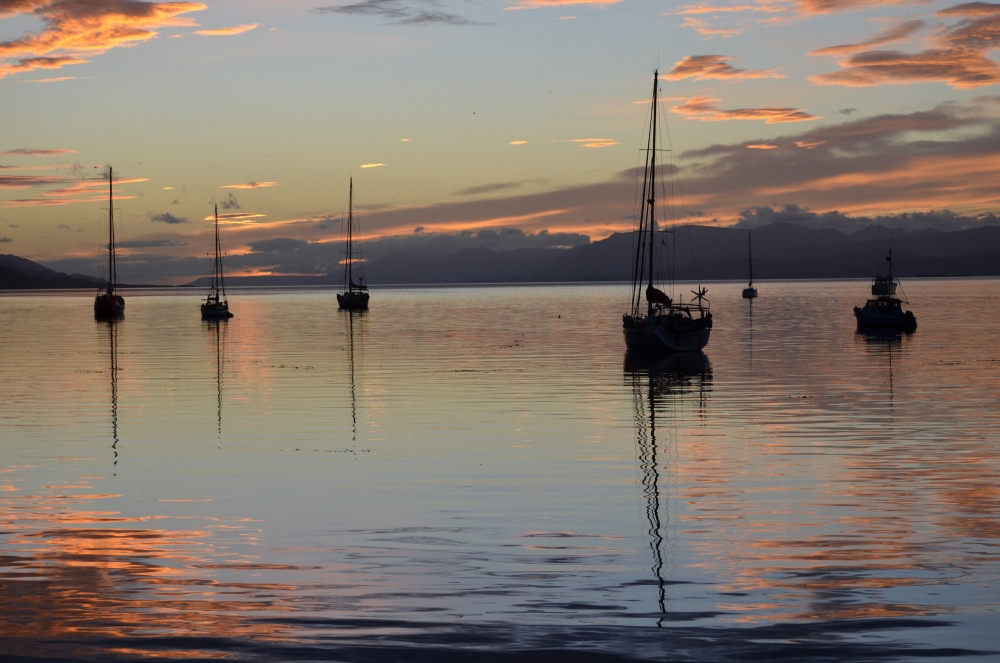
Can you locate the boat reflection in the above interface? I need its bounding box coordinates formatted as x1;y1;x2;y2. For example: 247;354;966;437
345;309;364;445
624;351;712;625
98;318;120;474
204;318;228;438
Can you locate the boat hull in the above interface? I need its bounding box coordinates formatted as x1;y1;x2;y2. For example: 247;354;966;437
94;294;125;318
742;287;757;299
623;315;711;352
337;291;369;310
201;302;233;319
854;307;916;331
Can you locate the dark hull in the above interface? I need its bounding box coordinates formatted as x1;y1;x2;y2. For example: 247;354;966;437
623;314;712;352
94;294;125;318
201;302;233;319
742;287;757;299
337;291;370;310
854;307;916;331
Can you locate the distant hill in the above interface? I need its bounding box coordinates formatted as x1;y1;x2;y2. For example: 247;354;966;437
185;222;1000;287
0;254;106;290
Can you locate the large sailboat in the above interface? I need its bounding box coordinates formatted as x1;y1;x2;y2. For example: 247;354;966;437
337;178;370;310
742;231;757;299
201;204;234;319
622;71;712;352
854;249;916;330
94;167;125;318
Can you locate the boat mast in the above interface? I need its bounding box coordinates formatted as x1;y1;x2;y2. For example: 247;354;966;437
344;178;353;291
107;167;118;296
748;232;754;287
647;70;658;318
213;204;226;301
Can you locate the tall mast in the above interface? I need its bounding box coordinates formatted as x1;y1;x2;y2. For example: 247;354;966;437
646;70;658;317
107;167;117;295
345;178;354;290
748;232;753;287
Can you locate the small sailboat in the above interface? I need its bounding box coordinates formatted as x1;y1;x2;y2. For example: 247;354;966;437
622;70;712;352
853;249;916;331
337;178;370;310
742;231;757;299
201;204;234;319
94;167;125;318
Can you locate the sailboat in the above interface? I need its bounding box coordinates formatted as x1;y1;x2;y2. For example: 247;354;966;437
742;231;757;299
853;249;916;330
201;204;234;319
337;178;370;310
94;167;125;317
622;70;712;352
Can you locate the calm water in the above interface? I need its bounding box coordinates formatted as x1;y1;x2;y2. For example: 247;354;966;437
1;281;998;662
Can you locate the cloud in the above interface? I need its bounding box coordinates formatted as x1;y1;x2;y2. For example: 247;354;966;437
747;144;779;149
219;181;277;189
732;203;1000;234
360;162;386;168
206;212;266;223
313;0;483;25
671;96;820;123
810;4;1000;89
810;19;924;56
680;17;745;37
510;140;528;145
567;138;618;147
118;238;188;248
506;0;621;8
18;75;79;83
0;175;72;188
219;192;240;210
0;1;207;79
675;3;787;15
792;0;917;14
194;23;259;36
454;179;546;196
1;148;76;157
665;55;784;81
0;237;11;243
796;139;828;148
148;212;188;224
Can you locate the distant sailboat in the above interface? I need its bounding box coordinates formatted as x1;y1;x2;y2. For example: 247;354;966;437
94;167;125;318
622;70;712;352
742;231;757;299
337;178;370;310
201;204;234;319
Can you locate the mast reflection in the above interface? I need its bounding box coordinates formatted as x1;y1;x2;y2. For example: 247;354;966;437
204;319;228;438
345;309;364;446
99;319;120;474
624;351;712;626
856;328;905;415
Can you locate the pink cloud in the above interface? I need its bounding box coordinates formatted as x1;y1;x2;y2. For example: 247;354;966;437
671;95;820;123
666;55;783;80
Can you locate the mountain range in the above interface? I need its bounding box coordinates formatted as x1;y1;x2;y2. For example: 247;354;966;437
4;222;999;290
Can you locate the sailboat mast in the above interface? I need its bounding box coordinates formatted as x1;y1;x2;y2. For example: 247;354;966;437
107;167;117;295
646;70;659;317
344;178;353;290
748;232;753;287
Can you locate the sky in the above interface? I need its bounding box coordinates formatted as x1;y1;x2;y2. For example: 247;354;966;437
2;0;1000;282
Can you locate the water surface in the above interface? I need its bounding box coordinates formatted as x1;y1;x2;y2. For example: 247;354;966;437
1;281;998;661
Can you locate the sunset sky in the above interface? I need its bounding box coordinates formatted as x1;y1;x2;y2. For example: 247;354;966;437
3;0;1000;282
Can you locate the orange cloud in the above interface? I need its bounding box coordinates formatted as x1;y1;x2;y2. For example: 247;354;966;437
792;0;916;14
676;3;787;14
1;148;76;157
568;138;618;147
19;75;78;83
206;212;267;224
193;23;259;36
360;163;386;168
219;181;278;189
671;95;820;123
680;17;745;36
810;19;924;56
747;144;779;149
666;55;784;80
0;1;207;79
810;4;1000;88
510;140;528;145
796;139;827;148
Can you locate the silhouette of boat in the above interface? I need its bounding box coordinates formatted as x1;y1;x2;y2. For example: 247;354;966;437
201;204;234;319
94;168;125;318
853;249;916;331
337;178;369;311
622;70;712;352
742;231;757;299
